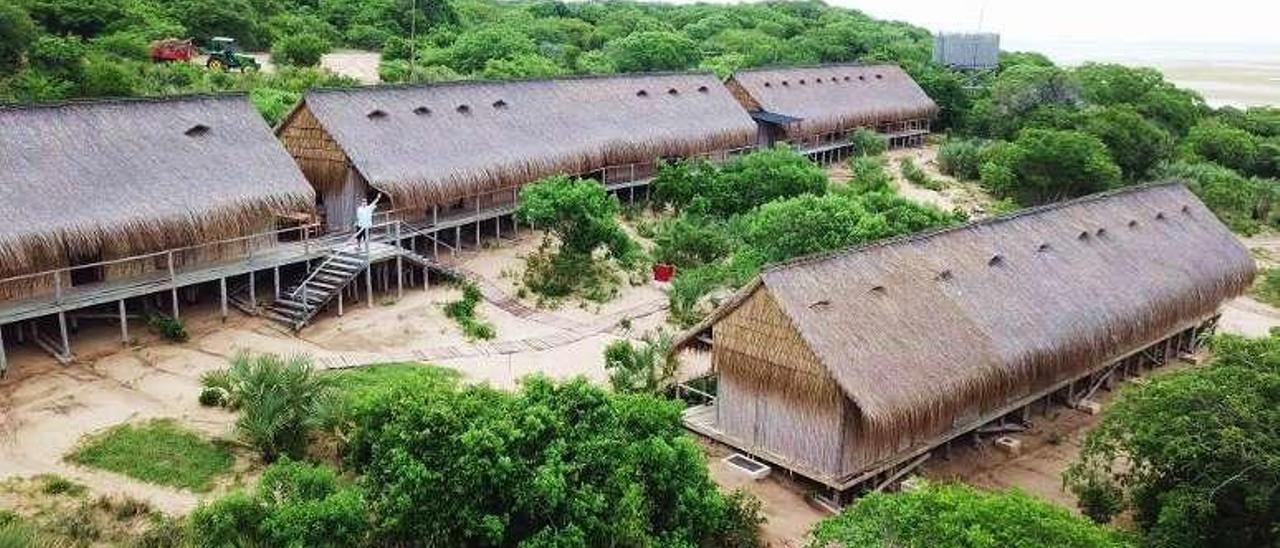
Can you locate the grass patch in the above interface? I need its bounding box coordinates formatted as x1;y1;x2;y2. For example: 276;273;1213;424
37;474;87;497
1252;267;1280;307
67;419;233;492
328;362;460;401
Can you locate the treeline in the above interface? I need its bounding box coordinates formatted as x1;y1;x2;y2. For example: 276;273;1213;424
940;55;1280;234
0;0;967;124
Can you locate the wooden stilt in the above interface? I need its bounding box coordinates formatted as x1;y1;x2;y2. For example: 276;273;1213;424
423;267;430;291
496;215;502;240
15;321;23;344
365;266;373;309
248;271;257;309
454;226;460;255
396;256;404;298
338;290;344;317
57;311;70;361
273;267;280;300
1;326;7;377
118;300;129;345
171;288;179;320
219;278;228;321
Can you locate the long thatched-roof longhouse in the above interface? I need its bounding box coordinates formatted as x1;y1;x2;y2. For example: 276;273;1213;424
276;72;759;232
0;95;314;300
674;183;1254;495
725;63;937;156
0;95;314;372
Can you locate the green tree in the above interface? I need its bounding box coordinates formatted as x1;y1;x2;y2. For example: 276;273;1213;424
1183;120;1260;174
937;138;985;181
1064;333;1280;547
0;2;37;72
348;376;763;546
516;175;635;261
653;146;829;217
272;33;330;67
26;0;127;37
604;30;699;72
967;64;1082;139
480;53;562;79
979;128;1123;205
1154;161;1274;235
445;26;537;73
1078;105;1173;181
809;481;1132;548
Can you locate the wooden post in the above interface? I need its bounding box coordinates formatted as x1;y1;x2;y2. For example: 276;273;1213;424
512;188;520;233
248;271;256;310
273;267;281;300
118;300;129;345
57;311;70;360
396;223;404;298
54;271;62;305
454;226;460;255
432;206;440;256
167;251;179;320
364;238;373;309
1;326;7;377
219;278;228;321
423;267;430;291
338;289;344;317
496;214;502;241
474;203;481;248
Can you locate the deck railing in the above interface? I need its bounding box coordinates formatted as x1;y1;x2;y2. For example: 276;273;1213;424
0;223;326;309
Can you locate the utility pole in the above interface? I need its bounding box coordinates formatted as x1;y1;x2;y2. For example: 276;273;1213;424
409;0;418;82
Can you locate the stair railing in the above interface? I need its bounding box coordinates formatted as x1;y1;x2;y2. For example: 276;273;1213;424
291;226;368;307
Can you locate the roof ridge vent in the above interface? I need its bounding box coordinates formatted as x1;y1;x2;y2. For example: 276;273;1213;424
1155;211;1166;220
667;88;679;95
988;254;1005;267
1096;228;1107;237
412;106;431;115
697;85;709;93
1078;231;1090;241
492;99;508;109
184;124;210;137
636;89;649;97
1037;242;1052;252
1127;219;1139;228
366;109;387;119
935;269;953;281
869;285;886;294
809;299;831;310
456;104;471;114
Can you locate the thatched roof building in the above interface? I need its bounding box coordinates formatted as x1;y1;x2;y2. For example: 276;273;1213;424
0;95;314;296
276;72;758;229
675;183;1254;487
725;63;937;145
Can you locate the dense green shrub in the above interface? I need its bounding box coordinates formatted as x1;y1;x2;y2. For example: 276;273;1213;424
979;128;1123;205
809;481;1131;548
937;138;985;180
0;2;37;72
1065;333;1280;547
198;386;228;407
348;375;763;546
604;30;699;72
1183;120;1261;174
843;155;895;194
1078;105;1173;181
651;214;733;268
147;314;188;342
271;33;330;67
652;146;828;217
848;127;887;157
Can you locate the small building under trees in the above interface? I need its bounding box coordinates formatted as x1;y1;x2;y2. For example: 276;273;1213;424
276;72;759;236
723;63;937;161
0;95;315;370
673;183;1254;500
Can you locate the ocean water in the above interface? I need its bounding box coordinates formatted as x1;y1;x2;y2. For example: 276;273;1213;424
1002;39;1280;108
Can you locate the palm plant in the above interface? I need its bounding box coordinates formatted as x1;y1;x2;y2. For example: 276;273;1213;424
604;331;678;394
221;352;333;462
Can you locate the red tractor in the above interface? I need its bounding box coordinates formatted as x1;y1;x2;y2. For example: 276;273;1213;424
149;38;197;63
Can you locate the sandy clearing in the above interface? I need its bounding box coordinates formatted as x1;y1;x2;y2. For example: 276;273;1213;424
0;229;673;517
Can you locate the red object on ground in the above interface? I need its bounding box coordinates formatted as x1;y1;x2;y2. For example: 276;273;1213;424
149;39;196;63
653;263;675;282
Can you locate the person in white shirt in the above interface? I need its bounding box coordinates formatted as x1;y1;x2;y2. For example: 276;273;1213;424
355;198;375;243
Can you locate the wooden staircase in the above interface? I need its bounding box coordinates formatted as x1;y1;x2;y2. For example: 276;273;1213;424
265;247;368;330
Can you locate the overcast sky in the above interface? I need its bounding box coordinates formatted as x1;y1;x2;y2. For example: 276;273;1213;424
834;0;1280;47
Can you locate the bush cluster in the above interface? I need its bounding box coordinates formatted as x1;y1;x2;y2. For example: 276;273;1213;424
442;282;496;340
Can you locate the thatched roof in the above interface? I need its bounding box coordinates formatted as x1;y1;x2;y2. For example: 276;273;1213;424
678;183;1254;447
0;95;314;275
728;64;937;137
293;72;759;208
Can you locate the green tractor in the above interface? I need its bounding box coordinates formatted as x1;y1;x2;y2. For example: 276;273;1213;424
204;37;260;73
